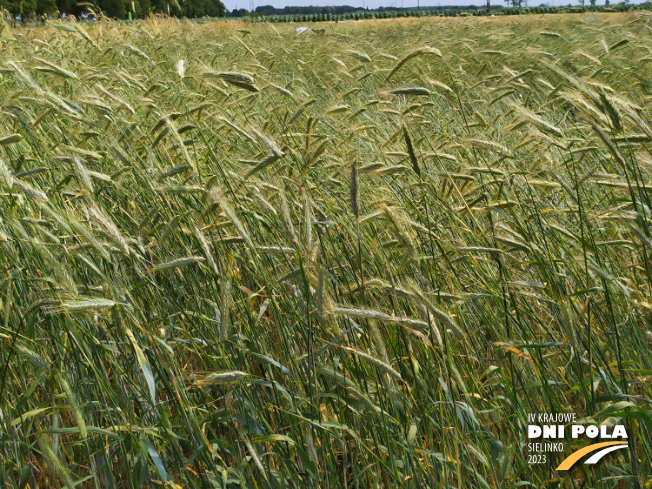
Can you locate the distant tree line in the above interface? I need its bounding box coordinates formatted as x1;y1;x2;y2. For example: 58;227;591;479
239;2;616;19
0;0;224;19
235;1;645;21
252;5;363;16
250;4;482;16
231;4;478;18
0;0;641;22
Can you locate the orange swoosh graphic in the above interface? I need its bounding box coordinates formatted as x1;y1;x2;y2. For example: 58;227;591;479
556;441;628;471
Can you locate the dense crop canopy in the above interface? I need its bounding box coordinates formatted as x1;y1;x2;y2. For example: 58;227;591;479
0;13;651;488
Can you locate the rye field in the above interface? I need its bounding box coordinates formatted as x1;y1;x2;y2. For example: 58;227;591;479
1;11;652;488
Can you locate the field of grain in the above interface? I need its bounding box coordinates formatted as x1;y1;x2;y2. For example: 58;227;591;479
0;12;651;488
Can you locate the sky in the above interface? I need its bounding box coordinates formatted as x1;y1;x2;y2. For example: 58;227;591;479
225;0;634;13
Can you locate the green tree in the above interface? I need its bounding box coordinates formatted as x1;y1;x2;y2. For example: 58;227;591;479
4;0;37;15
37;0;56;14
139;0;151;16
56;0;74;14
105;0;125;18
